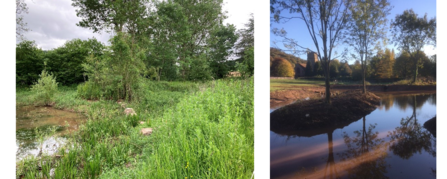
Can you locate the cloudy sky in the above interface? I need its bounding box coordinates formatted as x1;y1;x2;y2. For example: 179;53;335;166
18;0;110;49
18;0;254;50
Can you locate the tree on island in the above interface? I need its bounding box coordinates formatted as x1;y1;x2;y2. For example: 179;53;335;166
272;0;353;104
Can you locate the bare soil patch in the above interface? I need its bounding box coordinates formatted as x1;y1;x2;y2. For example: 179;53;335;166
270;85;435;107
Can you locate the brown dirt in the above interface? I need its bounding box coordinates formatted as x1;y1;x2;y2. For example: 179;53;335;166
270;87;347;107
270;85;436;107
270;90;380;133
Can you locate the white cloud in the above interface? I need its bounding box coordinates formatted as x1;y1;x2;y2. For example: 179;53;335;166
19;0;112;50
423;45;436;57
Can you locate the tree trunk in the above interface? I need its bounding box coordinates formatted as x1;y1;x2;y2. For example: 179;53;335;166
362;53;368;94
413;60;418;83
362;65;366;94
324;59;331;104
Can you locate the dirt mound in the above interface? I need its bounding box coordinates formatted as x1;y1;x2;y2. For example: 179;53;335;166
424;116;436;138
271;90;380;133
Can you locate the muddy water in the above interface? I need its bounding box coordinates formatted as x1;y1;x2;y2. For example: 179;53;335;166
16;106;87;161
270;93;436;179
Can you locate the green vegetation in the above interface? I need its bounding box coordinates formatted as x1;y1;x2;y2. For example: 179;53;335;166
271;57;295;77
16;78;254;178
16;0;254;178
30;70;58;106
270;78;323;92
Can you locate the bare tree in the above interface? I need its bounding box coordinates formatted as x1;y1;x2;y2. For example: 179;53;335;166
272;0;353;104
346;0;392;93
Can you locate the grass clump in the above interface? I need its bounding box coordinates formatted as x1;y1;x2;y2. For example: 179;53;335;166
30;70;58;106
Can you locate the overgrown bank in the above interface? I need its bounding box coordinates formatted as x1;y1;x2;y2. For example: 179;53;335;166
16;78;254;179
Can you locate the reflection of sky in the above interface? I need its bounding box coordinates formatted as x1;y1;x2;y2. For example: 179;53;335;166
271;93;436;179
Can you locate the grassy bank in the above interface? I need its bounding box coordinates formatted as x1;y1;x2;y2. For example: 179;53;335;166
271;78;435;92
16;78;254;178
270;79;324;92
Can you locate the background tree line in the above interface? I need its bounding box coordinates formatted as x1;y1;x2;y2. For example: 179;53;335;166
16;0;254;100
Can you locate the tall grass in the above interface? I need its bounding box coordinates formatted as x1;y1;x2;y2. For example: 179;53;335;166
16;78;253;179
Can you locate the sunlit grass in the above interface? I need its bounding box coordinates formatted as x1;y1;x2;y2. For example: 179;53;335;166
16;78;254;179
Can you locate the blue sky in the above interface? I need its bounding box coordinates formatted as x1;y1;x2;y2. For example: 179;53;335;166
270;0;436;63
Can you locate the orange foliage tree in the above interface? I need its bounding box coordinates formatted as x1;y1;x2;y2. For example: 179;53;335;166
271;57;295;77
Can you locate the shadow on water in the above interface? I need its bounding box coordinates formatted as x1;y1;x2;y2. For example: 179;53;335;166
270;93;436;179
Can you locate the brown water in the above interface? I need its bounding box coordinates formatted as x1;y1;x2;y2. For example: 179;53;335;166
270;93;436;179
16;106;87;161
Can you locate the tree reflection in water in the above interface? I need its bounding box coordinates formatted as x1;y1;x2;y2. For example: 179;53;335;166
323;130;339;179
423;117;436;158
339;117;390;179
387;95;434;159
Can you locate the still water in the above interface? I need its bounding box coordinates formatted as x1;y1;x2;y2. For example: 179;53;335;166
16;106;87;161
270;93;436;179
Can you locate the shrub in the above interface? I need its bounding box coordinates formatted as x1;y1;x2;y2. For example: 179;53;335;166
77;81;102;100
30;70;58;106
271;57;295;77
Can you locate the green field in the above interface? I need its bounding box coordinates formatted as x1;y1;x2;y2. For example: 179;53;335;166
270;79;324;92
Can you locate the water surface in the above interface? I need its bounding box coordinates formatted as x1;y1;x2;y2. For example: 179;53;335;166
271;93;436;179
16;106;87;161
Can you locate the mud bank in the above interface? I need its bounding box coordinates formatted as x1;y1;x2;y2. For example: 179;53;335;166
270;85;435;107
331;84;436;92
270;91;380;132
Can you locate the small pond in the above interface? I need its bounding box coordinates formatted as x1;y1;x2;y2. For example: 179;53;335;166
16;106;87;161
270;93;436;179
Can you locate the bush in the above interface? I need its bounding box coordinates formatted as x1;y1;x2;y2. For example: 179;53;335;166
77;81;103;100
30;70;58;106
271;57;295;77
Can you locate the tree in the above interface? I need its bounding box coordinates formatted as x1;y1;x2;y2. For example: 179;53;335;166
271;57;295;77
270;56;274;67
208;24;239;79
237;46;254;77
173;0;227;79
45;38;106;85
272;0;353;104
270;47;305;68
235;14;254;57
391;9;436;83
72;0;149;33
393;51;412;78
82;32;146;101
314;61;323;76
351;60;363;80
429;54;436;79
330;59;340;78
16;41;44;86
339;62;352;77
346;0;392;93
16;0;29;40
370;48;394;78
